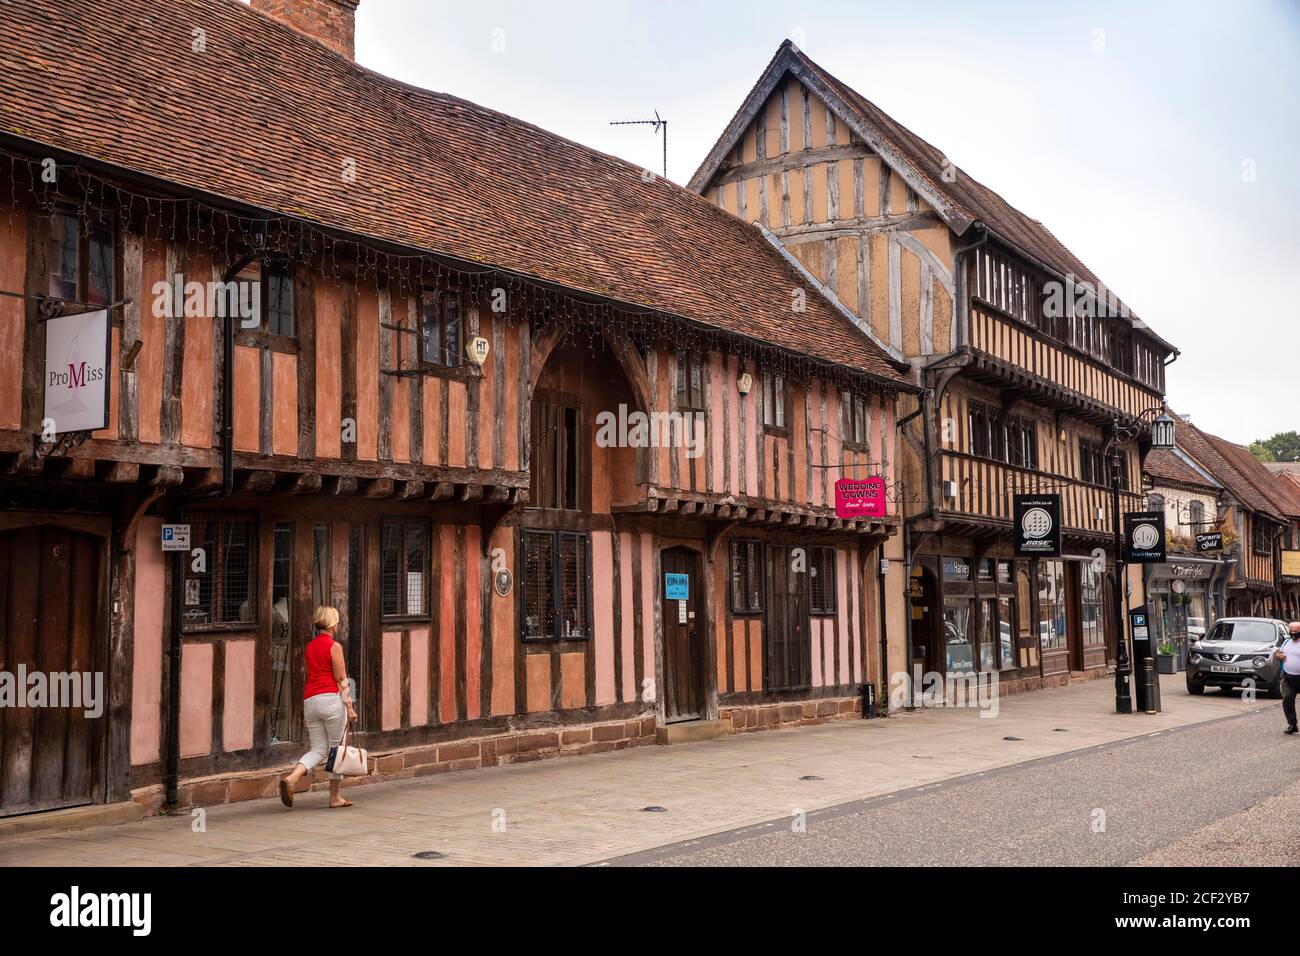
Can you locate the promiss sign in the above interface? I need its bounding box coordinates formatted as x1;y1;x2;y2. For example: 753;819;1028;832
43;309;111;435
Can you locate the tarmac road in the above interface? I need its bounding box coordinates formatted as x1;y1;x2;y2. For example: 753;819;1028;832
613;703;1300;867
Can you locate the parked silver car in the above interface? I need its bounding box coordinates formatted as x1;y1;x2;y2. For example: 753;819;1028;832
1185;617;1288;698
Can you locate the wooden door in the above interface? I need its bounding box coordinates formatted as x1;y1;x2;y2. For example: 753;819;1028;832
0;525;105;817
765;545;810;690
661;547;704;722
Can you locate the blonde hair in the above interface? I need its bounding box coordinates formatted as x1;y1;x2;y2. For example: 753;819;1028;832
313;606;340;632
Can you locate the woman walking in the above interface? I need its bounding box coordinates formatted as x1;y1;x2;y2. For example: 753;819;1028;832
278;606;358;808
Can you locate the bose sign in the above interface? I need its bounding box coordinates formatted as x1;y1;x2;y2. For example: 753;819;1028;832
43;309;111;435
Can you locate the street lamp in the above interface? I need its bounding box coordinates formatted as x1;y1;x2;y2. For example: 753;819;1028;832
1108;405;1175;714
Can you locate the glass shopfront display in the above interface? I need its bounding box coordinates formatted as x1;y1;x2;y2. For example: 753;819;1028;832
1147;559;1221;664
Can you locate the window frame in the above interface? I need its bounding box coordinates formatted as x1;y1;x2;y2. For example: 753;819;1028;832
520;528;592;642
808;545;837;616
418;288;464;369
531;389;585;512
380;517;431;623
729;539;765;615
839;389;870;450
47;207;116;307
232;259;298;352
762;371;788;434
675;350;705;412
182;512;259;633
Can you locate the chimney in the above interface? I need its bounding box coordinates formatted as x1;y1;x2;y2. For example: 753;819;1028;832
252;0;360;60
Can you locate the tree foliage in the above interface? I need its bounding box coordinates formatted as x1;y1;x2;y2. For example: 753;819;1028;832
1249;431;1300;462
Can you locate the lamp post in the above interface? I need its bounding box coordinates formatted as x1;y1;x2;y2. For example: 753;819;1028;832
1108;407;1175;714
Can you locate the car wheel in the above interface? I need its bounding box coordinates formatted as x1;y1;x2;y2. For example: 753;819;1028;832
1268;679;1284;700
1186;680;1204;695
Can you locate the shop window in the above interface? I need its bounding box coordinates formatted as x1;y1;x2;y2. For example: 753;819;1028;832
532;395;582;511
942;557;971;581
808;546;836;615
944;600;974;672
270;523;294;744
997;597;1017;669
763;372;786;431
521;530;590;641
48;209;115;305
839;389;870;448
184;513;257;630
1080;562;1106;648
729;539;764;614
381;519;428;620
418;289;462;367
1038;559;1067;650
675;350;705;411
978;598;996;669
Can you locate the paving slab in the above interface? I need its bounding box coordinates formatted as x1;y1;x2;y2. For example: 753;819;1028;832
0;675;1270;867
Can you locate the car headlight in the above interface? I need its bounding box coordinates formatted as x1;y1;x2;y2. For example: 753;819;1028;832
1189;653;1202;664
1253;656;1270;668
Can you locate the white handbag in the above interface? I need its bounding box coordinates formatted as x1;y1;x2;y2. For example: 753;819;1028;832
326;699;369;777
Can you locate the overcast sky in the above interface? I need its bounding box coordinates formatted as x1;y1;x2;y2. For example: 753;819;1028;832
341;0;1299;445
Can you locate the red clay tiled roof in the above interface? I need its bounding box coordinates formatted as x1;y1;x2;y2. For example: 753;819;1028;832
1143;447;1217;491
0;0;909;386
690;41;1175;354
1202;432;1300;520
1169;412;1288;521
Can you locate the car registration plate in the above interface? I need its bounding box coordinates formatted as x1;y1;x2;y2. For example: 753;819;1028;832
1209;665;1241;674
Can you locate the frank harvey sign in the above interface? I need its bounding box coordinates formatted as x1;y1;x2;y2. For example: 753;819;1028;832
43;309;111;435
1124;510;1167;563
1013;494;1061;557
835;476;887;520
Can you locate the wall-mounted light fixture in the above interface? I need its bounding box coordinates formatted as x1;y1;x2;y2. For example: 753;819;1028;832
736;371;753;396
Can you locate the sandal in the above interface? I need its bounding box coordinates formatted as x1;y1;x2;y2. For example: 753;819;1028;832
329;798;353;809
278;778;294;808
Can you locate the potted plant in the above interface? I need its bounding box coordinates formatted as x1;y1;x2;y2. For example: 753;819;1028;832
1156;641;1177;675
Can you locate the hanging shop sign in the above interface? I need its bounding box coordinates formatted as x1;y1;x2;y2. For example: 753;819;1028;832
1195;532;1223;553
834;476;887;520
1013;494;1061;557
1282;550;1300;583
1124;510;1167;563
43;308;111;435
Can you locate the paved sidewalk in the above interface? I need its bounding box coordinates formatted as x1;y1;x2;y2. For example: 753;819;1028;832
0;676;1271;867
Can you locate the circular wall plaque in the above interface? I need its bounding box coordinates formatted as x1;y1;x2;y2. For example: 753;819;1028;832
494;567;513;597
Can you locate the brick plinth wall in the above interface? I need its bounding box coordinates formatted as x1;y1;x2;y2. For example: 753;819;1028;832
132;715;657;815
252;0;359;59
721;695;862;733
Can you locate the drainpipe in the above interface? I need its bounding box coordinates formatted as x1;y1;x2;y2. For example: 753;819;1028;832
876;539;889;713
164;250;260;811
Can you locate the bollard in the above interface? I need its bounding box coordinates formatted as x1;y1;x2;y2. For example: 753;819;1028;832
1142;658;1159;714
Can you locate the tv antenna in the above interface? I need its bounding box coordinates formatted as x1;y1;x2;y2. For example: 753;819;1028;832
610;110;667;181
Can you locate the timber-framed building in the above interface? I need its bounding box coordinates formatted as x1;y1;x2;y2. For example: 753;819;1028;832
0;1;913;817
691;41;1179;695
